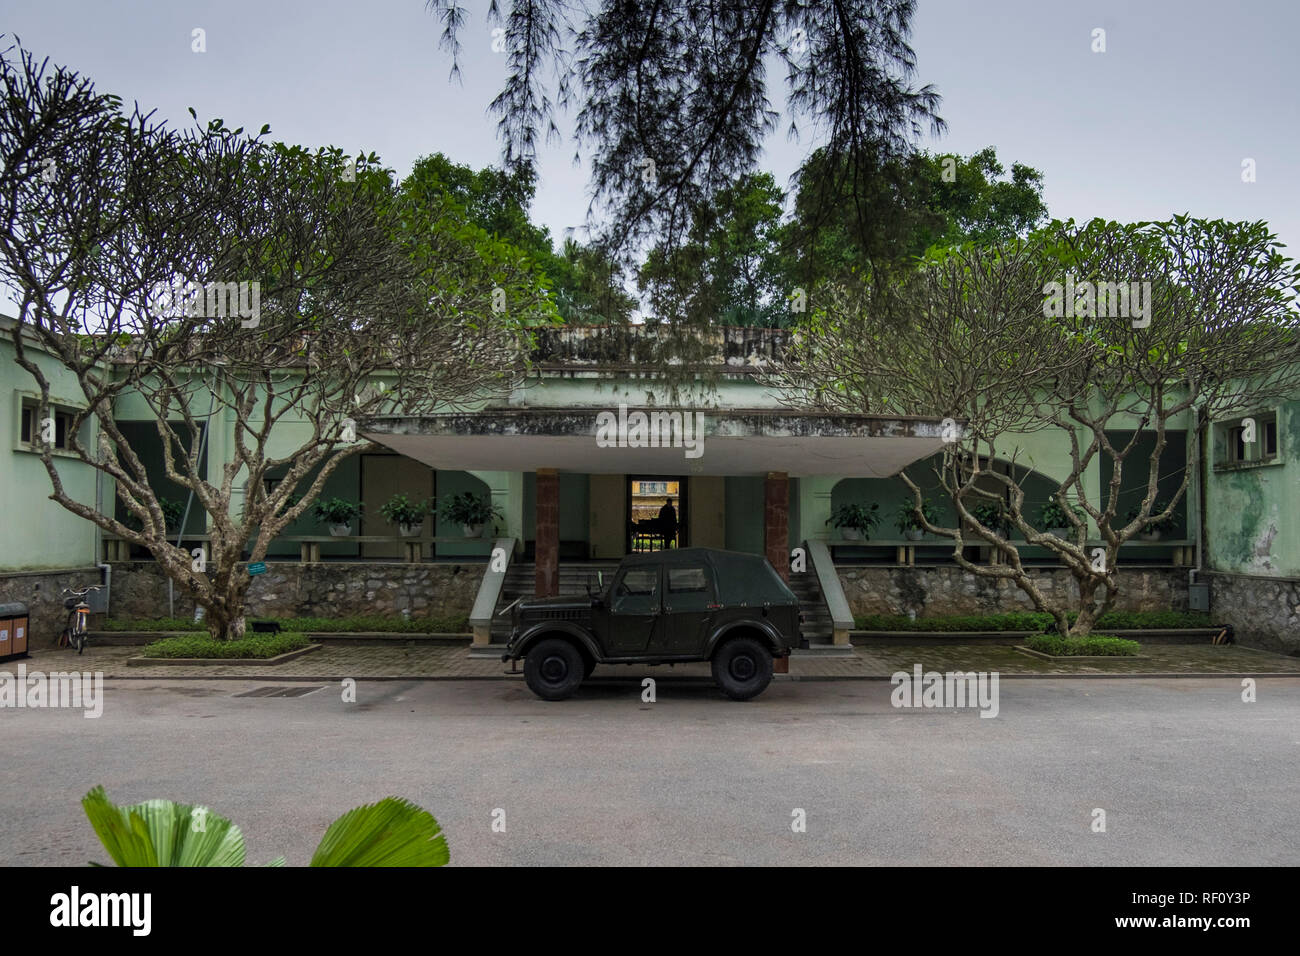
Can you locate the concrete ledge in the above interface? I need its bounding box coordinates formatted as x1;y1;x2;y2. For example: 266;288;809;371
127;644;323;666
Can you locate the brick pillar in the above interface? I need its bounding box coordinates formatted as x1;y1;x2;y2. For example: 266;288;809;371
764;471;789;582
535;469;559;597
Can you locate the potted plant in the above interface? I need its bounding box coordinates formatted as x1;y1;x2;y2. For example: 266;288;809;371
827;502;880;541
439;491;501;538
896;499;940;541
1037;499;1087;537
969;500;1010;538
313;497;364;536
1127;500;1175;541
124;498;186;534
379;493;430;537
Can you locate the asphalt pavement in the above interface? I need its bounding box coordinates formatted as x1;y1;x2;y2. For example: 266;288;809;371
2;676;1296;866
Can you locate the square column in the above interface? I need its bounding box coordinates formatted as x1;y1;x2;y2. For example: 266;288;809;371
535;468;559;597
764;471;789;581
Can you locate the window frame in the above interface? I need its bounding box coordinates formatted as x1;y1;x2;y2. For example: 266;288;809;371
13;391;88;458
1215;410;1282;471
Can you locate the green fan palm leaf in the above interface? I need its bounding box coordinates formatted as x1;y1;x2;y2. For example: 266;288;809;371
309;797;449;867
82;786;249;867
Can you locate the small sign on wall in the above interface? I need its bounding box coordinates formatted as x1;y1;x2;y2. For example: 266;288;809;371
247;562;268;576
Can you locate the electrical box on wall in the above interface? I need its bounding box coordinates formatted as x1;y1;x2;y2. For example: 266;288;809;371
1189;583;1210;612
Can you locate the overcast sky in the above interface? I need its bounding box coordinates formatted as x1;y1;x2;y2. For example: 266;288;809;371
5;0;1297;255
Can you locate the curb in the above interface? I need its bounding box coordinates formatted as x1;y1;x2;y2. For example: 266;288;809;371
89;671;1300;682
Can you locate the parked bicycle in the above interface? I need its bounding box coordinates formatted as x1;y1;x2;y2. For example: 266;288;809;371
58;585;102;655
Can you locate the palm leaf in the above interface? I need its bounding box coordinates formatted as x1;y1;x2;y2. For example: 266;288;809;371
81;786;247;867
309;797;449;867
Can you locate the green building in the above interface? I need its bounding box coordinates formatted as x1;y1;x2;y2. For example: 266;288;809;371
1;318;1296;654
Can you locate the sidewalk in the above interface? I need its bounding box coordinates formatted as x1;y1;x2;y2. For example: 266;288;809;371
14;640;1300;681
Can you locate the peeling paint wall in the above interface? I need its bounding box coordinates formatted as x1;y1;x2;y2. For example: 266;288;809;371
1206;401;1299;578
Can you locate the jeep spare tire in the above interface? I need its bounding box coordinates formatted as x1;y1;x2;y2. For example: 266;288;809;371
712;636;773;701
524;638;585;701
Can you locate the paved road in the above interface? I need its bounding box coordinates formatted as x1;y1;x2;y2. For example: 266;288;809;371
2;676;1297;866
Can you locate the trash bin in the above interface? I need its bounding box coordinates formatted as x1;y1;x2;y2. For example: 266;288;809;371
0;602;29;661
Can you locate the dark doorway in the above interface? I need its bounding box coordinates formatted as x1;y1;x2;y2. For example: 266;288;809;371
626;476;686;553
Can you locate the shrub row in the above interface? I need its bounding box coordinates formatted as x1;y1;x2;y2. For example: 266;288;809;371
105;613;470;633
139;632;311;659
1024;634;1141;657
854;610;1212;632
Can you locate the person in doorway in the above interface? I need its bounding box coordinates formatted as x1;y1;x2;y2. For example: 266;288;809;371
658;498;678;548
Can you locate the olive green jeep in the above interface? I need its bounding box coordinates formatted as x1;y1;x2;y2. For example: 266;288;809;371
503;547;805;701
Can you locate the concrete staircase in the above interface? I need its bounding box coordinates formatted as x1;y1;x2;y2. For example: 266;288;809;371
489;561;618;642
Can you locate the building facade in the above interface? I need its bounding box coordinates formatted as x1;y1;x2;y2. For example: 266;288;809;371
1;319;1295;653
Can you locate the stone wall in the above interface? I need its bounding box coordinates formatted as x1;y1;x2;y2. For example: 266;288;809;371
1206;571;1300;656
836;566;1188;618
105;561;485;624
0;567;107;642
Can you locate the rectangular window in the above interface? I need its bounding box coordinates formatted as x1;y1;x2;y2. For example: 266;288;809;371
18;399;80;451
668;567;709;593
1219;411;1280;467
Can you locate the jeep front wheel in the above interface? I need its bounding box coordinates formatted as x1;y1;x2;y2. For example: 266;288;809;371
711;636;773;701
524;638;585;701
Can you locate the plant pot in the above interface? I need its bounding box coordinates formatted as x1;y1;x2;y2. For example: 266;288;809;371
329;523;353;537
398;522;423;537
904;528;924;541
840;528;862;541
1139;530;1162;541
462;523;484;538
1046;527;1068;538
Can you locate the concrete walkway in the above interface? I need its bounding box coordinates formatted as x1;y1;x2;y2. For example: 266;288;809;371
15;639;1300;681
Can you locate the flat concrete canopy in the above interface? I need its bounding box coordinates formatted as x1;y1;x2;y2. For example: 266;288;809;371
361;407;953;477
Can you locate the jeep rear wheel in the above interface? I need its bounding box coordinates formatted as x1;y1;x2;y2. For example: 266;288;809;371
524;638;585;701
711;636;773;701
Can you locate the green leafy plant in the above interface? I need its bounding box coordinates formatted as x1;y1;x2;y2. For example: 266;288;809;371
82;786;449;867
1025;634;1141;657
827;502;880;538
439;491;501;527
378;493;429;527
313;497;364;525
968;500;1010;535
895;499;941;534
1037;499;1087;530
105;614;472;634
139;632;310;659
1126;500;1175;533
854;610;1213;632
123;498;186;533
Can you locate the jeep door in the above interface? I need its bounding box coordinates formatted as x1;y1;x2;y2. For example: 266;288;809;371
607;564;662;656
653;561;717;656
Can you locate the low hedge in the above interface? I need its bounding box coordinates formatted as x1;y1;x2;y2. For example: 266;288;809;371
854;610;1213;632
105;613;470;633
139;632;311;659
1024;634;1141;657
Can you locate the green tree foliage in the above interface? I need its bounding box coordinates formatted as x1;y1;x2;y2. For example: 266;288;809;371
639;173;787;327
431;0;943;260
403;152;635;324
783;146;1048;290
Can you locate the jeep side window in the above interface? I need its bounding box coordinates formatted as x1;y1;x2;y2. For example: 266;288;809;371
612;568;660;614
666;565;714;613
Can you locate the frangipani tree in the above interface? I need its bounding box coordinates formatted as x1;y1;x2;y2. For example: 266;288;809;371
777;218;1300;636
0;41;557;640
